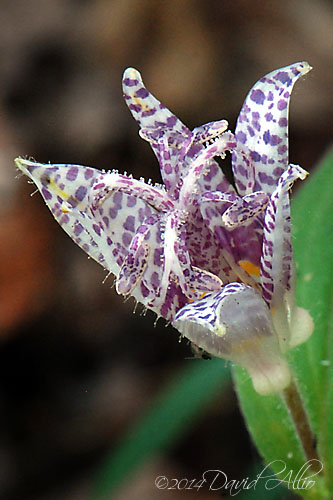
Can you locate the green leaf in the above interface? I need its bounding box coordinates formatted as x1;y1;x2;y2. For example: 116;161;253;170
91;357;230;500
232;367;307;474
233;148;333;498
291;148;333;491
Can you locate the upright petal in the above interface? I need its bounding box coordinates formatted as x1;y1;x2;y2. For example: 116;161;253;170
122;68;189;134
260;164;312;351
233;62;311;195
260;164;308;307
173;283;291;395
122;68;191;196
123;68;234;199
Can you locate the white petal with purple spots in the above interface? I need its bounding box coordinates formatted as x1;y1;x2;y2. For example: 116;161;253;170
233;61;311;195
260;163;308;308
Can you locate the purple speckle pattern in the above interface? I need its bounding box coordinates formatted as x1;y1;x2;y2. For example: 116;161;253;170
66;166;79;181
15;120;235;321
174;283;247;331
233;62;311;196
222;191;269;227
250;89;265;105
75;185;87;202
260;164;308;307
122;68;233;200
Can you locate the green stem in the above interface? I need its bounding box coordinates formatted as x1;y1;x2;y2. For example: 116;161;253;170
282;377;321;473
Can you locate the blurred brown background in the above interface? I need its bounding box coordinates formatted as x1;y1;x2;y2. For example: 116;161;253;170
0;1;332;499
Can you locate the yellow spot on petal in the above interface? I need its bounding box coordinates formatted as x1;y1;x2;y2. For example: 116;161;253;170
49;178;69;201
238;260;260;277
132;95;150;113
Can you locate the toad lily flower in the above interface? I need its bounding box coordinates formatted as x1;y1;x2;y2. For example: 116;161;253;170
15;69;238;322
174;61;314;394
16;62;313;395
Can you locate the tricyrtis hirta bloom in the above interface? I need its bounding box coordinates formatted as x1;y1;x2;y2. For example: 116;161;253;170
15;69;237;320
16;61;313;395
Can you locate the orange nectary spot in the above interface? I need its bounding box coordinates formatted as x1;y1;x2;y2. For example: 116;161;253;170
238;260;260;277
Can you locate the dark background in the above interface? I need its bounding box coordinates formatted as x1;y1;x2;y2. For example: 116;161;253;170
0;1;332;499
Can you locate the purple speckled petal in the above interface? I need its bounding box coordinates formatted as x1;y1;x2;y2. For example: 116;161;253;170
174;282;247;333
260;163;308;309
222;191;269;227
186;121;235;197
233;62;311;195
15;158;227;321
93;171;174;212
122;68;189;134
158;211;208;304
15;159;154;278
123;68;191;196
200;191;238;204
191;120;228;144
179;132;236;207
120;214;165;306
259;164;313;353
189;267;223;292
123;68;234;199
199;192;263;286
123;210;223;320
173;283;291;395
139;125;194;200
185;207;235;283
116;228;151;295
